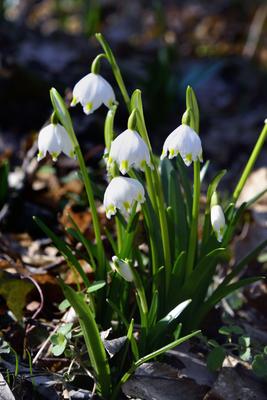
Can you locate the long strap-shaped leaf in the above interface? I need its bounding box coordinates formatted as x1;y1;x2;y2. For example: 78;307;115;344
34;217;90;288
222;238;267;287
60;280;111;398
195;276;263;328
111;329;200;400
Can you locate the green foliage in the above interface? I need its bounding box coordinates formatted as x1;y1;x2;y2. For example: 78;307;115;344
205;325;267;378
207;345;226;371
51;323;73;356
252;354;267;378
33;34;267;397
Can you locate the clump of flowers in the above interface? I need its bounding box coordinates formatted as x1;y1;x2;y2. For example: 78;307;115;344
34;33;267;399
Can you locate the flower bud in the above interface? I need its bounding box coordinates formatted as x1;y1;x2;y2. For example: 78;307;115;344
211;204;226;242
111;256;134;282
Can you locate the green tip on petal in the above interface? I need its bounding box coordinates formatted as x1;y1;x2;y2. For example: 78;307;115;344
106;204;116;219
123;201;131;212
51;152;59;162
37;151;43;161
140;159;147;170
85;102;93;113
120;160;129;174
185;153;192;163
169;148;175;158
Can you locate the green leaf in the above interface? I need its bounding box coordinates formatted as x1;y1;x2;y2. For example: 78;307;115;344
238;335;251;362
207;170;227;204
34;216;90;288
186;86;199;133
51;333;67;356
104;105;117;151
137;330;200;368
148;299;191;348
58;299;70;311
0;339;11;354
148;290;158;328
0;273;33;320
66;213;97;271
200;160;210;183
219;325;244;336
207;346;225;371
252;354;267;378
181;248;227;299
60;280;111;397
113;329;201;399
197;276;263;326
50;88;73;135
222;238;267;287
176;157;192;220
58;323;73;337
87;281;106;293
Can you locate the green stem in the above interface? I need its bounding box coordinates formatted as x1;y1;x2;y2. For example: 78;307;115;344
232;123;267;203
116;216;123;254
95;33;131;111
153;168;171;289
75;146;105;276
186;160;200;277
131;90;171;284
91;53;107;74
50;89;105;276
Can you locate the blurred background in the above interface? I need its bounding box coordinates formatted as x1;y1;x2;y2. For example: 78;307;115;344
0;0;267;181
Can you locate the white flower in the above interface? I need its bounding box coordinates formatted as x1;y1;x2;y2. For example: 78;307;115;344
103;176;145;219
108;129;152;174
37;123;75;162
71;72;115;115
211;205;226;242
111;256;134;282
161;124;203;166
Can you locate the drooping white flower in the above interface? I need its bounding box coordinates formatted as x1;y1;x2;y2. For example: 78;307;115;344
37;123;75;162
108;129;152;175
71;72;115;115
103;176;145;219
211;205;226;242
111;256;134;282
161;124;203;166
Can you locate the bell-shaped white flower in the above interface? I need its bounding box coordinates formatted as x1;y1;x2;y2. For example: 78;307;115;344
108;129;152;175
111;256;134;282
71;72;115;115
103;176;145;219
211;205;226;242
37;123;75;162
161;124;203;166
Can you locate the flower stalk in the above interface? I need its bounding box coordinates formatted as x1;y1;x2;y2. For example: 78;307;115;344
95;32;131;111
50;88;106;277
